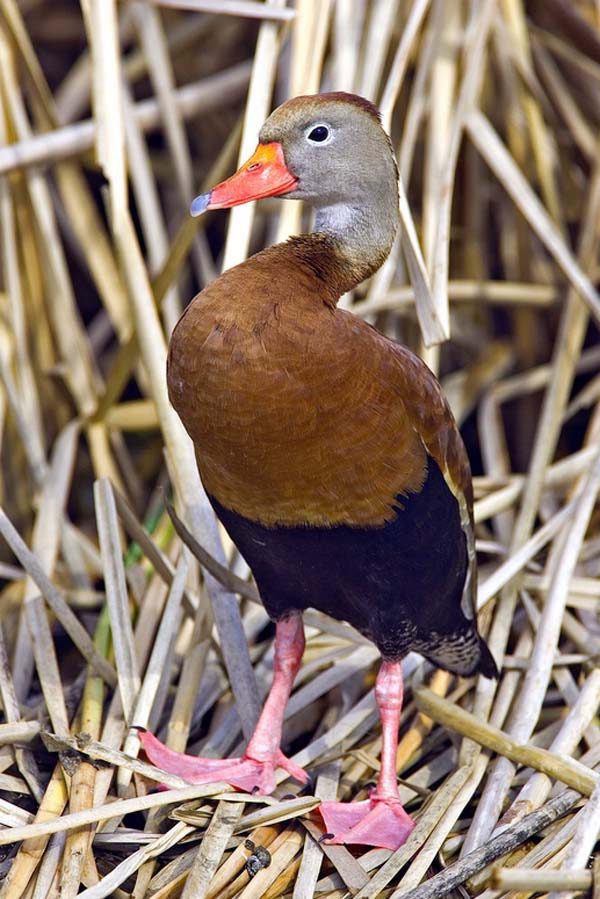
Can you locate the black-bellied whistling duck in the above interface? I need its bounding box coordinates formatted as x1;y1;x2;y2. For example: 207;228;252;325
139;92;498;851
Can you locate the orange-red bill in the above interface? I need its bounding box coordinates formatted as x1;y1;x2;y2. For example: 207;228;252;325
190;142;297;216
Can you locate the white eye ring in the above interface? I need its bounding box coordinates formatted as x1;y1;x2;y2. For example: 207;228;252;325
305;123;334;145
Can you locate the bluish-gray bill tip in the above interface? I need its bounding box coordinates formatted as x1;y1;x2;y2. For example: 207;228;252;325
190;192;211;217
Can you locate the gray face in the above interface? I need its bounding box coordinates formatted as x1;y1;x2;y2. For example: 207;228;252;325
258;96;399;208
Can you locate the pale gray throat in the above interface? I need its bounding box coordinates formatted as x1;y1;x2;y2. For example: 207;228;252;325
313;198;398;280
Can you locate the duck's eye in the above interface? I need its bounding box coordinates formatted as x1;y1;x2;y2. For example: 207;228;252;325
307;125;330;143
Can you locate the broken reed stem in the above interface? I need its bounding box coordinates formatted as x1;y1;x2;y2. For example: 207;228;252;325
164;496;260;602
40;731;189;789
0;722;40;743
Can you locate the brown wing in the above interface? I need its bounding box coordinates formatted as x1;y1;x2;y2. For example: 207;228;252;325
382;337;478;623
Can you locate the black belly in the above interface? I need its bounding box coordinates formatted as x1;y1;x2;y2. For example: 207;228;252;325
208;456;484;672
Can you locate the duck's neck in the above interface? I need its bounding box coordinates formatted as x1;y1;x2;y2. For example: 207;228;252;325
307;193;399;299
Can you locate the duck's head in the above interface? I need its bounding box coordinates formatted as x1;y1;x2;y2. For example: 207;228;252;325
192;92;399;235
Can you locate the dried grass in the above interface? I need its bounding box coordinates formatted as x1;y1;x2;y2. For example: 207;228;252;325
1;1;600;897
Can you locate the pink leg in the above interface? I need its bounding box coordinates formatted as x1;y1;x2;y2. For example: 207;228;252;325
319;661;415;850
138;614;307;794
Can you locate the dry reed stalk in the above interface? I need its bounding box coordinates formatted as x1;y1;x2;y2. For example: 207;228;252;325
0;125;46;488
357;282;557;321
483;782;587;889
502;0;562;225
57;612;111;897
379;0;431;131
363;2;441;346
473;444;600;523
491;867;592;892
0;722;38;742
430;0;496;339
123;555;187;755
414;686;598;796
221;0;287;269
304;818;371;893
40;731;188;790
533;39;596;162
94;479;141;724
292;763;339;898
130;3;214;306
1;4;125;492
178;799;244;899
493;669;600;830
151;0;295;19
0;800;33;827
423;1;459;289
29;832;65;899
398;180;440;347
0;42;98;421
122;82;184;335
392;790;582;899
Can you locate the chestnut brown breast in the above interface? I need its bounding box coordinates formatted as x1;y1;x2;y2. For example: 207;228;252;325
167;241;439;528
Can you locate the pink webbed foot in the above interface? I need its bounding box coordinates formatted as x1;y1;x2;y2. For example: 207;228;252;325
137;616;308;795
319;794;415;850
137;728;307;794
319;660;415;849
